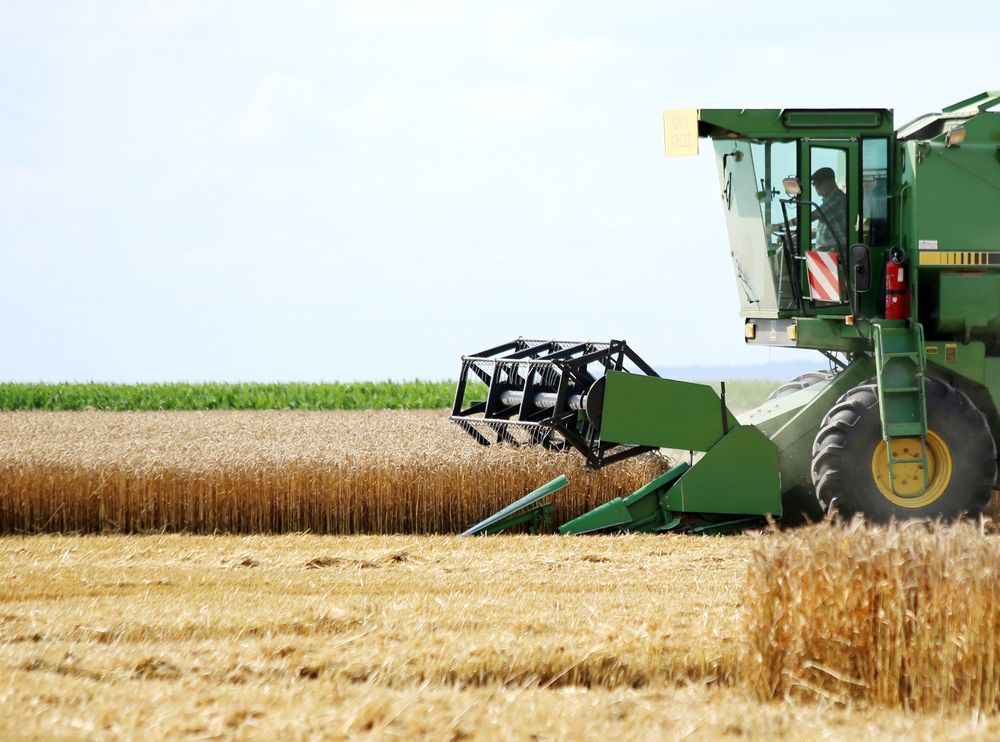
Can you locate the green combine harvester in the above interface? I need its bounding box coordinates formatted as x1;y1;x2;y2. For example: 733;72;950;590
452;92;1000;534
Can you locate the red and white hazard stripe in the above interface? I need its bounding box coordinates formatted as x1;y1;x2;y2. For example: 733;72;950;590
806;250;840;302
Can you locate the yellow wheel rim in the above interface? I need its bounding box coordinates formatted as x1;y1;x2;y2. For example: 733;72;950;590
871;431;952;508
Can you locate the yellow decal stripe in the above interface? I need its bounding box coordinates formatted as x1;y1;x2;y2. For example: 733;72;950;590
919;251;999;266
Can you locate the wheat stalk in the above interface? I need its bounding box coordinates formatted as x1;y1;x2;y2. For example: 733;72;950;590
0;410;665;534
743;519;1000;713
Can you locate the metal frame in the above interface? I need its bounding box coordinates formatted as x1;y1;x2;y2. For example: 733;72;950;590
451;338;659;469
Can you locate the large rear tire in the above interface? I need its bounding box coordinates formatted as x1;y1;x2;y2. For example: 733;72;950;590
811;378;996;522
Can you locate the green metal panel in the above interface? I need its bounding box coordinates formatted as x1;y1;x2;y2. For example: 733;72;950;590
622;464;689;504
559;424;780;533
741;358;874;496
793;317;869;353
738;383;831;439
902;105;1000;462
783;110;885;130
984;358;1000;438
662;425;781;516
905;114;1000;253
461;475;569;536
480;503;554;535
926;341;986;383
686;516;767;534
599;371;738;452
558;465;689;535
698;108;894;140
935;273;1000;336
558;497;634;534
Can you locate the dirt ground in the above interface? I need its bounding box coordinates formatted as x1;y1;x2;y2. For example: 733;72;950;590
1;533;996;740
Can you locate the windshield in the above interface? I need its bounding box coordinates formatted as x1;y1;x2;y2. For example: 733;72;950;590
713;140;799;316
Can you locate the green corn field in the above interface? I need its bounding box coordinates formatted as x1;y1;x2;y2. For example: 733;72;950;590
0;380;778;412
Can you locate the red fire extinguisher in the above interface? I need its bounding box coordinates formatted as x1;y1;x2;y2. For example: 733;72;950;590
885;247;909;320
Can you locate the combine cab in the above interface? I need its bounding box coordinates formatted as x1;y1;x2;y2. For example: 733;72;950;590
454;93;1000;534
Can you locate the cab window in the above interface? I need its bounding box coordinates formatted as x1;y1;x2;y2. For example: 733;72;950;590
751;140;798;311
809;147;849;253
862;139;889;245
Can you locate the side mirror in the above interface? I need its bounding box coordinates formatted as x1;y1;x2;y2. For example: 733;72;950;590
851;243;872;293
782;177;802;197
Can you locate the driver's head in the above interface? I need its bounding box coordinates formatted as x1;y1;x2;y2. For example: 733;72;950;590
811;167;837;197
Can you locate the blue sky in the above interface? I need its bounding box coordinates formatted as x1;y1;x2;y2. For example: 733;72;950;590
3;2;998;381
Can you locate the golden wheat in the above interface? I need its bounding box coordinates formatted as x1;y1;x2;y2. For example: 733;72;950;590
3;532;998;739
743;519;1000;713
0;410;665;534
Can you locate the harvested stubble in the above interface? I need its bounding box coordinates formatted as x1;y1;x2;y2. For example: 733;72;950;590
0;410;665;535
4;533;999;740
743;519;1000;713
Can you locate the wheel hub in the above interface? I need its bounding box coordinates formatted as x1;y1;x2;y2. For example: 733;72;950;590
870;431;952;508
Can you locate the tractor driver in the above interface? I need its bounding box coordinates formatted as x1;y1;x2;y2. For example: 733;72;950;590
810;167;848;251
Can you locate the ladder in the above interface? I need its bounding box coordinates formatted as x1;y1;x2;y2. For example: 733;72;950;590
872;322;930;496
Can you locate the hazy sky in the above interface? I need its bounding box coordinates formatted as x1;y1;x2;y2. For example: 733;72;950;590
3;2;998;381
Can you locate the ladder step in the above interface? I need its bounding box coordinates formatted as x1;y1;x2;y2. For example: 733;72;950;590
887;423;924;437
891;457;927;465
882;387;920;393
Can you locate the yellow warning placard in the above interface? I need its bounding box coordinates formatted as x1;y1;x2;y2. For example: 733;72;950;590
663;109;699;157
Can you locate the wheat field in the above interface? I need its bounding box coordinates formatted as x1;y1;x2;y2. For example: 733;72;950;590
3;532;998;740
5;411;1000;737
0;410;664;534
744;519;1000;713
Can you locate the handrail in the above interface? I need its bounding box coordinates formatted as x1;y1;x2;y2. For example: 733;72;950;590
942;90;1000;114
